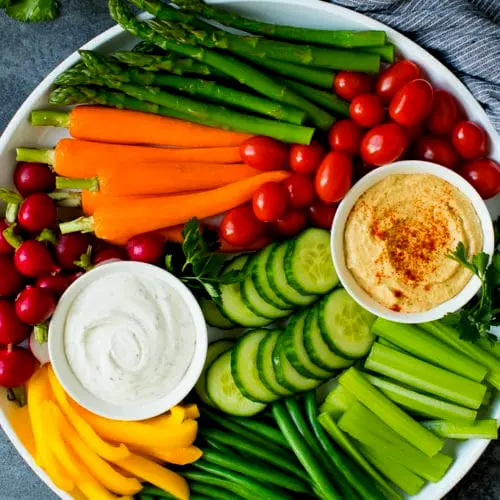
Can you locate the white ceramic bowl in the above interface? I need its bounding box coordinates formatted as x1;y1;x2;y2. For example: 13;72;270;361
331;161;495;324
48;261;208;421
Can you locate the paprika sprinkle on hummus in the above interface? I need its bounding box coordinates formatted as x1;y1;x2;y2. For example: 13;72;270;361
344;174;483;313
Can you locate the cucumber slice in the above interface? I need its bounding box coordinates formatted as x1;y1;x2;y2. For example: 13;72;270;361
285;228;338;294
283;311;334;380
219;255;271;327
206;350;266;416
304;306;354;371
266;242;316;307
199;298;236;329
242;257;292;320
257;329;293;397
318;289;376;359
272;330;321;393
195;340;234;406
232;329;279;403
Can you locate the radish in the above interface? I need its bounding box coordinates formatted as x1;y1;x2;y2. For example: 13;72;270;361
0;221;14;255
94;246;127;266
29;331;50;364
0;345;36;388
14;240;61;278
0;255;24;298
18;193;57;233
36;272;81;297
0;300;31;345
14;162;55;196
126;233;164;264
55;233;91;270
15;286;56;325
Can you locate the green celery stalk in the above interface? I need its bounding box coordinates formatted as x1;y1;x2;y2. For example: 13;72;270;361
482;386;493;407
420;321;500;389
338;367;444;456
338;402;453;482
319;385;357;420
363;44;395;63
365;343;487;409
422;419;498;439
377;337;407;353
477;338;500;361
365;374;477;422
318;413;402;500
372;318;487;382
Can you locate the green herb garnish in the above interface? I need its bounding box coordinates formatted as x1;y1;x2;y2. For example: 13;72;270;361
2;0;59;23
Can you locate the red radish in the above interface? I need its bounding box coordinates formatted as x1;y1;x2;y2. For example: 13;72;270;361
126;233;164;264
29;331;50;365
14;240;61;278
15;286;56;326
0;255;24;298
0;221;14;255
0;301;31;345
0;345;36;388
17;193;57;233
94;247;127;266
55;233;91;270
36;272;81;297
14;162;55;196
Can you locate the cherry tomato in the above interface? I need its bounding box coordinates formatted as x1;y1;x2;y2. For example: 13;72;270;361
389;79;433;126
328;119;363;155
272;209;307;237
349;94;385;128
451;121;487;160
219;204;266;247
427;89;458;136
308;201;337;230
361;123;408;166
0;345;36;388
252;182;288;222
334;71;372;101
415;136;459;169
459;159;500;199
289;141;325;175
404;121;425;143
315;152;352;204
376;60;422;103
283;174;315;207
240;136;288;171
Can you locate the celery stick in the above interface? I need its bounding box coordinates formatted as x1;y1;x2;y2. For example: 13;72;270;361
319;385;357;420
338;402;453;482
338;367;444;456
482;386;493;407
422;419;498;439
420;321;500;389
365;374;478;422
477;338;500;361
360;445;425;496
372;318;487;382
318;413;402;500
377;337;406;353
365;343;487;409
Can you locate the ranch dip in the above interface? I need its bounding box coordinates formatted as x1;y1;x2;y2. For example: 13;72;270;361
63;270;196;405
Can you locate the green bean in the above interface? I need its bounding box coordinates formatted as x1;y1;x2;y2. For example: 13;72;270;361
182;470;256;500
203;436;239;457
138;495;155;500
140;485;176;498
227;415;292;449
191;482;246;500
191;495;211;500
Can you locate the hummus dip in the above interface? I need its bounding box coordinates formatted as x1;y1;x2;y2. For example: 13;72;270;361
344;174;483;313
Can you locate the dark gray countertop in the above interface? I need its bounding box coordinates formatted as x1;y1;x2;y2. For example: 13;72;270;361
0;1;498;498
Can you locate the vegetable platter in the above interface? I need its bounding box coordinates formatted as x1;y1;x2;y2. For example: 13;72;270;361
0;0;499;500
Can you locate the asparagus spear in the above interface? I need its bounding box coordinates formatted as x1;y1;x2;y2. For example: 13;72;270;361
365;44;395;63
132;41;161;54
78;51;307;125
109;0;333;130
172;0;386;48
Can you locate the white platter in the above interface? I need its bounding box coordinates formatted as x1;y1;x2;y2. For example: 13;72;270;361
0;0;498;498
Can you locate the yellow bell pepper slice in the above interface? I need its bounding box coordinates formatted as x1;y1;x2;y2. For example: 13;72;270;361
47;365;129;461
7;398;36;457
152;406;186;426
114;453;189;500
145;445;203;465
182;404;200;420
27;366;74;492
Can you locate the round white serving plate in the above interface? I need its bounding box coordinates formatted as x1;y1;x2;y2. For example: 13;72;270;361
0;1;498;498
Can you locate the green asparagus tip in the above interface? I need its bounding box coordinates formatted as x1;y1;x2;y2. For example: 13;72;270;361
31;110;71;128
48;86;88;106
16;147;55;165
60;216;95;235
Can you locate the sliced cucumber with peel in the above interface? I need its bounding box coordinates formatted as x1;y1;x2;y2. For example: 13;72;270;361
199;298;236;329
318;289;376;359
206;350;266;416
285;228;339;294
231;329;279;403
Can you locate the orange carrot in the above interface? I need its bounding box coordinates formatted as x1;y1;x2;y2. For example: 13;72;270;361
63;162;261;196
61;171;290;244
69;106;251;147
82;191;148;216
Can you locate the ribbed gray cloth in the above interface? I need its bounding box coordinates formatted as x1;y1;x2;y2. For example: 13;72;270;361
331;0;500;133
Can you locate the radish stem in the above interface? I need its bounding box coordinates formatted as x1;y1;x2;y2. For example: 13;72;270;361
16;147;55;165
60;216;94;234
34;324;48;344
56;176;99;192
2;225;23;249
30;110;70;128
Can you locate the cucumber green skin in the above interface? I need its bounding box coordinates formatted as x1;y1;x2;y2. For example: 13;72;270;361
283;311;333;380
257;329;293;397
266;242;317;307
251;243;295;309
231;329;279;404
284;228;339;295
199;298;236;329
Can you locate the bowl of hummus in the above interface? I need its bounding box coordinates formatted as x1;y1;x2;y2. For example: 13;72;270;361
332;161;495;324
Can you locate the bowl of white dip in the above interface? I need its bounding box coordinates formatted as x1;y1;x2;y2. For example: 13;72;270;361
48;261;207;421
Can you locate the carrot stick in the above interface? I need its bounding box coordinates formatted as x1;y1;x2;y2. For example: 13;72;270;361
17;139;242;178
58;162;261;196
60;171;290;243
69;106;251;147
